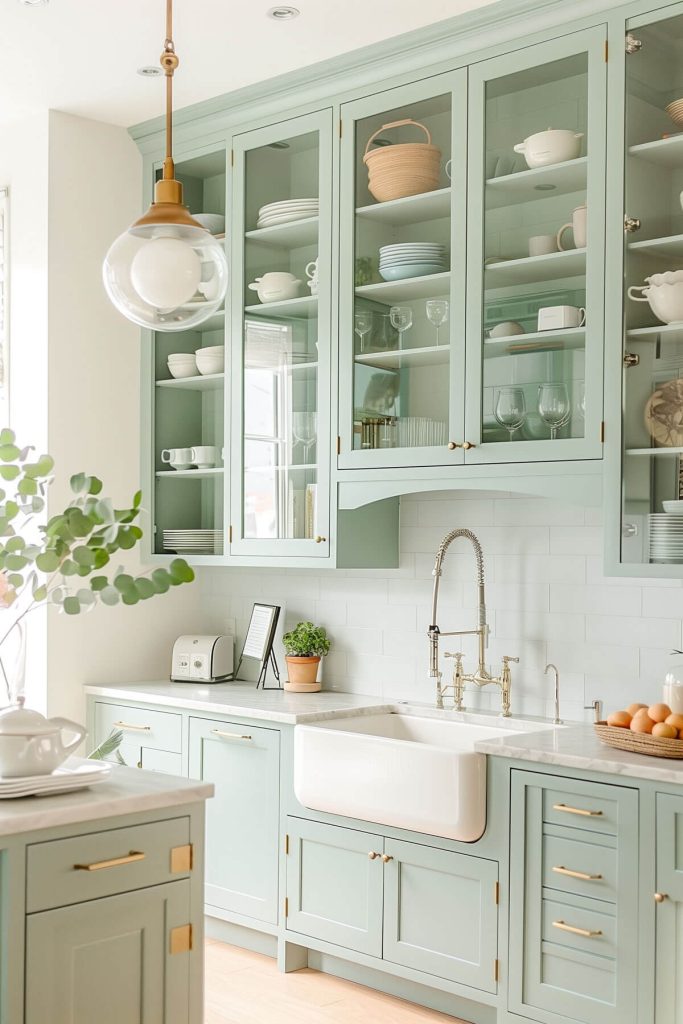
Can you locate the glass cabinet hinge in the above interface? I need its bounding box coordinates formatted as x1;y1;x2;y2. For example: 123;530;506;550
604;40;608;62
625;33;643;54
623;352;640;368
336;436;341;455
494;959;500;982
600;421;605;443
229;525;233;544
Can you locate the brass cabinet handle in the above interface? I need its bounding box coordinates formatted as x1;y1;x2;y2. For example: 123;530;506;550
315;536;327;544
447;441;460;450
462;441;475;450
553;803;603;817
211;729;252;741
368;851;379;860
552;920;602;938
113;721;151;731
75;850;145;872
553;865;602;881
655;892;669;903
381;854;393;863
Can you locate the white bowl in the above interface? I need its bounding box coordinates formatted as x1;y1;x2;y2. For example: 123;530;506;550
196;345;225;357
513;128;583;168
168;361;198;379
663;500;683;514
168;352;197;362
196;356;224;375
192;213;225;234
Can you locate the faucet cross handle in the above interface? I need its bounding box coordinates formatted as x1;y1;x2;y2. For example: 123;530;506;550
502;655;519;665
444;651;464;661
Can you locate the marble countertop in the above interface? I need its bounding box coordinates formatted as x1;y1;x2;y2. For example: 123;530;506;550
475;725;683;784
85;680;391;724
0;760;213;838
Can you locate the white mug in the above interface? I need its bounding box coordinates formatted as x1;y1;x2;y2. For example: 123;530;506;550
190;445;218;469
557;204;587;250
161;447;194;470
537;305;586;331
305;259;319;282
529;234;558;258
664;679;683;714
445;158;452;181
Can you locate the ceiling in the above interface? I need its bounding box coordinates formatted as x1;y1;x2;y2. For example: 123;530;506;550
0;0;498;130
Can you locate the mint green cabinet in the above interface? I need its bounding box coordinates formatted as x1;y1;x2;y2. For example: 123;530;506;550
25;879;191;1024
94;701;182;772
188;716;279;924
655;793;683;1023
285;817;385;955
509;770;639;1024
382;837;499;993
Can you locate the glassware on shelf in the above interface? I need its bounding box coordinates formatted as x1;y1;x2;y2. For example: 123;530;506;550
538;382;571;440
354;311;373;354
389;306;413;350
292;411;318;464
425;299;449;346
494;387;527;441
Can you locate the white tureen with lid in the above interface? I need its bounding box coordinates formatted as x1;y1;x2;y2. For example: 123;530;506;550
0;698;86;777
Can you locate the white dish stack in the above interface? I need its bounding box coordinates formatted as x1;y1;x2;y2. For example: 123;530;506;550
379;242;449;281
0;759;111;799
256;199;319;228
649;513;683;563
163;529;223;555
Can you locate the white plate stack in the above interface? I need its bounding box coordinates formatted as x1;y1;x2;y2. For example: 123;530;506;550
379;242;449;282
0;759;111;799
649;513;683;563
397;418;448;447
163;529;224;555
257;199;319;228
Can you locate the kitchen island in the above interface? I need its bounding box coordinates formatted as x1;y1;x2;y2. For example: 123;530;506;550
0;762;213;1024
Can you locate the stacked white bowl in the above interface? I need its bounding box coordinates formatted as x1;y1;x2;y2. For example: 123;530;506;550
196;345;225;375
168;352;198;379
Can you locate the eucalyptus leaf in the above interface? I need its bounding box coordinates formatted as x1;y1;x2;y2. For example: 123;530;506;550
169;559;195;584
63;596;80;615
4;554;27;571
17;478;37;497
32;584;47;603
8;574;24;589
0;429;15;446
121;591;139;606
88;477;103;496
70;473;87;493
90;576;108;592
0;466;20;481
135;578;155;600
100;586;120;606
5;537;24;552
36;552;60;573
60;559;79;577
114;573;135;594
73;546;96;568
0;444;20;463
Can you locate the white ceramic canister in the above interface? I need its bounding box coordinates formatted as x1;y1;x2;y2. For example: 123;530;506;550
664;662;683;714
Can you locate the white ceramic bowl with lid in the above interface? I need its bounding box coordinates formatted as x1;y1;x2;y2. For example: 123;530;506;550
0;698;86;777
513;128;584;168
628;273;683;324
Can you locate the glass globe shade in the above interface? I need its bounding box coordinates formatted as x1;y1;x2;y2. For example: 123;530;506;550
103;222;228;332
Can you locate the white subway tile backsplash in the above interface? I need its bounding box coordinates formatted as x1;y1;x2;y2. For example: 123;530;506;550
198;492;683;721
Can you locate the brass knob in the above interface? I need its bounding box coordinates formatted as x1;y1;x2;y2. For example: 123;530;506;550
655;892;668;903
462;441;475;450
381;854;393;863
448;441;460;451
136;761;142;769
315;535;327;544
368;851;379;860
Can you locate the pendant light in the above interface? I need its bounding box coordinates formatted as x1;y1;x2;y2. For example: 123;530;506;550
103;0;228;332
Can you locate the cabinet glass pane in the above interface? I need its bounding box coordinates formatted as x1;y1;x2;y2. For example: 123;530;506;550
152;149;226;557
479;55;588;447
351;94;453;453
622;13;683;567
241;131;320;540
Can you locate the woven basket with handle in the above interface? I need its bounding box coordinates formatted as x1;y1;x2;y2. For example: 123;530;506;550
363;119;442;202
594;722;683;759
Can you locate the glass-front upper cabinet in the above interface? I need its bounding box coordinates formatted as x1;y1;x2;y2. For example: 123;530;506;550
338;71;467;469
465;29;607;464
620;8;683;571
230;111;332;557
144;143;228;563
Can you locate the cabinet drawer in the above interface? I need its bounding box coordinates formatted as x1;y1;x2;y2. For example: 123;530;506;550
542;831;617;903
542;895;616;958
95;702;182;754
543;783;621;836
141;748;183;775
656;793;683;900
27;816;190;912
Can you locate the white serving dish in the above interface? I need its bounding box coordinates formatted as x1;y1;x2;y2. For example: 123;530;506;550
248;272;301;303
628;273;683;324
663;500;683;513
294;711;554;841
0;758;110;798
0;699;87;778
513;128;584;168
192;213;225;235
380;263;447;281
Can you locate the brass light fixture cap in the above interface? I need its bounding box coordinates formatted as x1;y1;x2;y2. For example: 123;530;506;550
132;177;203;231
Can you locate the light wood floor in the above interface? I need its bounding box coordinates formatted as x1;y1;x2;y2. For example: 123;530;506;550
205;940;465;1024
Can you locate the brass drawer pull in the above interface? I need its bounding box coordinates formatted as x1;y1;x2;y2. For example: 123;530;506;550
655;892;669;903
381;854;394;863
553;803;603;817
315;535;327;544
368;851;379;860
210;729;252;741
553;865;602;881
113;721;151;731
75;850;145;872
552;920;602;939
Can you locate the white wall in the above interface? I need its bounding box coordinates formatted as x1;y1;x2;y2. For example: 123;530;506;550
199;491;682;723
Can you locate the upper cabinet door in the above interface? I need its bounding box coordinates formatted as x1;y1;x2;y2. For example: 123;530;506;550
465;29;607;465
338;70;468;469
230;110;333;557
618;7;683;573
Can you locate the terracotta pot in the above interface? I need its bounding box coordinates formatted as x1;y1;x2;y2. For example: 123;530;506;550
285;656;321;692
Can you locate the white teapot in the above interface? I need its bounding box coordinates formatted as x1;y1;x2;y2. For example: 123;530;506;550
248;272;301;304
0;698;86;777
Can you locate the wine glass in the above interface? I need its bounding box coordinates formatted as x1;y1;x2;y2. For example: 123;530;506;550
425;299;449;347
293;412;317;465
354;311;373;354
494;387;527;441
389;306;413;350
538;383;571;440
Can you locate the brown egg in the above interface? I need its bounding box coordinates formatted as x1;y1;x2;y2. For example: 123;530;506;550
607;710;632;729
648;703;672;723
665;713;683;731
631;709;654;733
653;722;678;739
627;702;648;716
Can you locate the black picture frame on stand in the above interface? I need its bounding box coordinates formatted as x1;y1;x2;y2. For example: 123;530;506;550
234;603;282;690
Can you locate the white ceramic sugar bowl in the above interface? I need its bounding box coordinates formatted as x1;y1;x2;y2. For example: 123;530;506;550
0;698;86;777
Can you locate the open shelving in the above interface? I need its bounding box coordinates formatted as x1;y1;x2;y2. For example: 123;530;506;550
244;295;318;319
355;188;451;226
484;249;586;287
156;468;224;479
485;157;587;209
483;327;586;358
355;345;449;369
355;272;450;304
156;373;224;392
628;134;683;168
245;216;319;248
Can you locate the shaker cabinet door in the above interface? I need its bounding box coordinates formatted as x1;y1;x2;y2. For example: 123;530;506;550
655;793;683;1024
25;880;191;1024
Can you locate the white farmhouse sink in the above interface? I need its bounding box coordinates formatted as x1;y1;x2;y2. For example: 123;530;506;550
294;712;553;842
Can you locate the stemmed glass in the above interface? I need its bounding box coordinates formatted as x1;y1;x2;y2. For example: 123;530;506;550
494;387;527;441
538;383;571;440
425;299;449;347
389;306;413;350
354;311;373;354
293;412;317;465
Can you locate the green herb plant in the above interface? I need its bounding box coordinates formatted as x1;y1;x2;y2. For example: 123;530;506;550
282;621;331;658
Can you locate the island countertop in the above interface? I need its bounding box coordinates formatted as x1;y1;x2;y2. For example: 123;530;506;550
0;760;214;838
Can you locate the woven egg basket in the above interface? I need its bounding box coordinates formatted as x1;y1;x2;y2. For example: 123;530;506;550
594;722;683;758
364;119;442;202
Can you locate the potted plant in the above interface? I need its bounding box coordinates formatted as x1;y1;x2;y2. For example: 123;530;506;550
282;621;331;693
